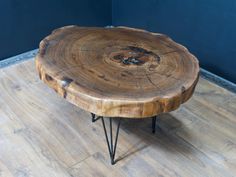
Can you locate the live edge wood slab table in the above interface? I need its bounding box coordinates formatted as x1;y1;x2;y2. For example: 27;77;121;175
35;26;199;165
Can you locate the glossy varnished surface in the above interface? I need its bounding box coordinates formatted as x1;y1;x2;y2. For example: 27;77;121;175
36;26;199;118
0;59;236;177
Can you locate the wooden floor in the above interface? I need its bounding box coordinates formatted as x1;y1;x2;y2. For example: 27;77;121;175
0;59;236;177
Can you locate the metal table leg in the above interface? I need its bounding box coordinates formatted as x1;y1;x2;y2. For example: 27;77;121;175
101;117;121;165
91;113;101;122
90;113;157;165
152;116;157;133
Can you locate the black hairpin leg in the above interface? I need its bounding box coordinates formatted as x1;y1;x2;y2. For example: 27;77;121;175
91;113;101;122
101;117;121;165
90;113;157;164
152;116;157;133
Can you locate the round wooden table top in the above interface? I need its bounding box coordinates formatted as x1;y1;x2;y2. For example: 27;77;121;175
36;26;199;118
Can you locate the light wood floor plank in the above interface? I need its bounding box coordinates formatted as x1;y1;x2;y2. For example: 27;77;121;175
0;59;235;177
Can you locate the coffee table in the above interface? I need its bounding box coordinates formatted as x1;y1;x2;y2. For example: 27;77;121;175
35;26;199;165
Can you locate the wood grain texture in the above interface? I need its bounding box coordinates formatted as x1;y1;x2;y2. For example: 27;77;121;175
35;26;199;118
0;59;236;177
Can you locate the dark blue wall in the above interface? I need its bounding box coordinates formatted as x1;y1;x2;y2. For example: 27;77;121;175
1;0;235;83
0;0;111;60
112;0;236;83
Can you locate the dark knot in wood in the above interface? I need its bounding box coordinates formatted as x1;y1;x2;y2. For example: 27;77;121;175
112;46;160;66
61;77;73;88
113;55;144;65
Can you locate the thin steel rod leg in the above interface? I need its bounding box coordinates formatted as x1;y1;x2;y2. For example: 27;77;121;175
101;117;112;156
101;117;121;165
91;113;101;122
110;118;113;160
91;113;96;122
152;116;157;134
113;118;121;160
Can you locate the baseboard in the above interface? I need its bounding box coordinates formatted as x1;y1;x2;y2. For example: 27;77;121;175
0;49;38;69
0;49;235;94
200;68;236;93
